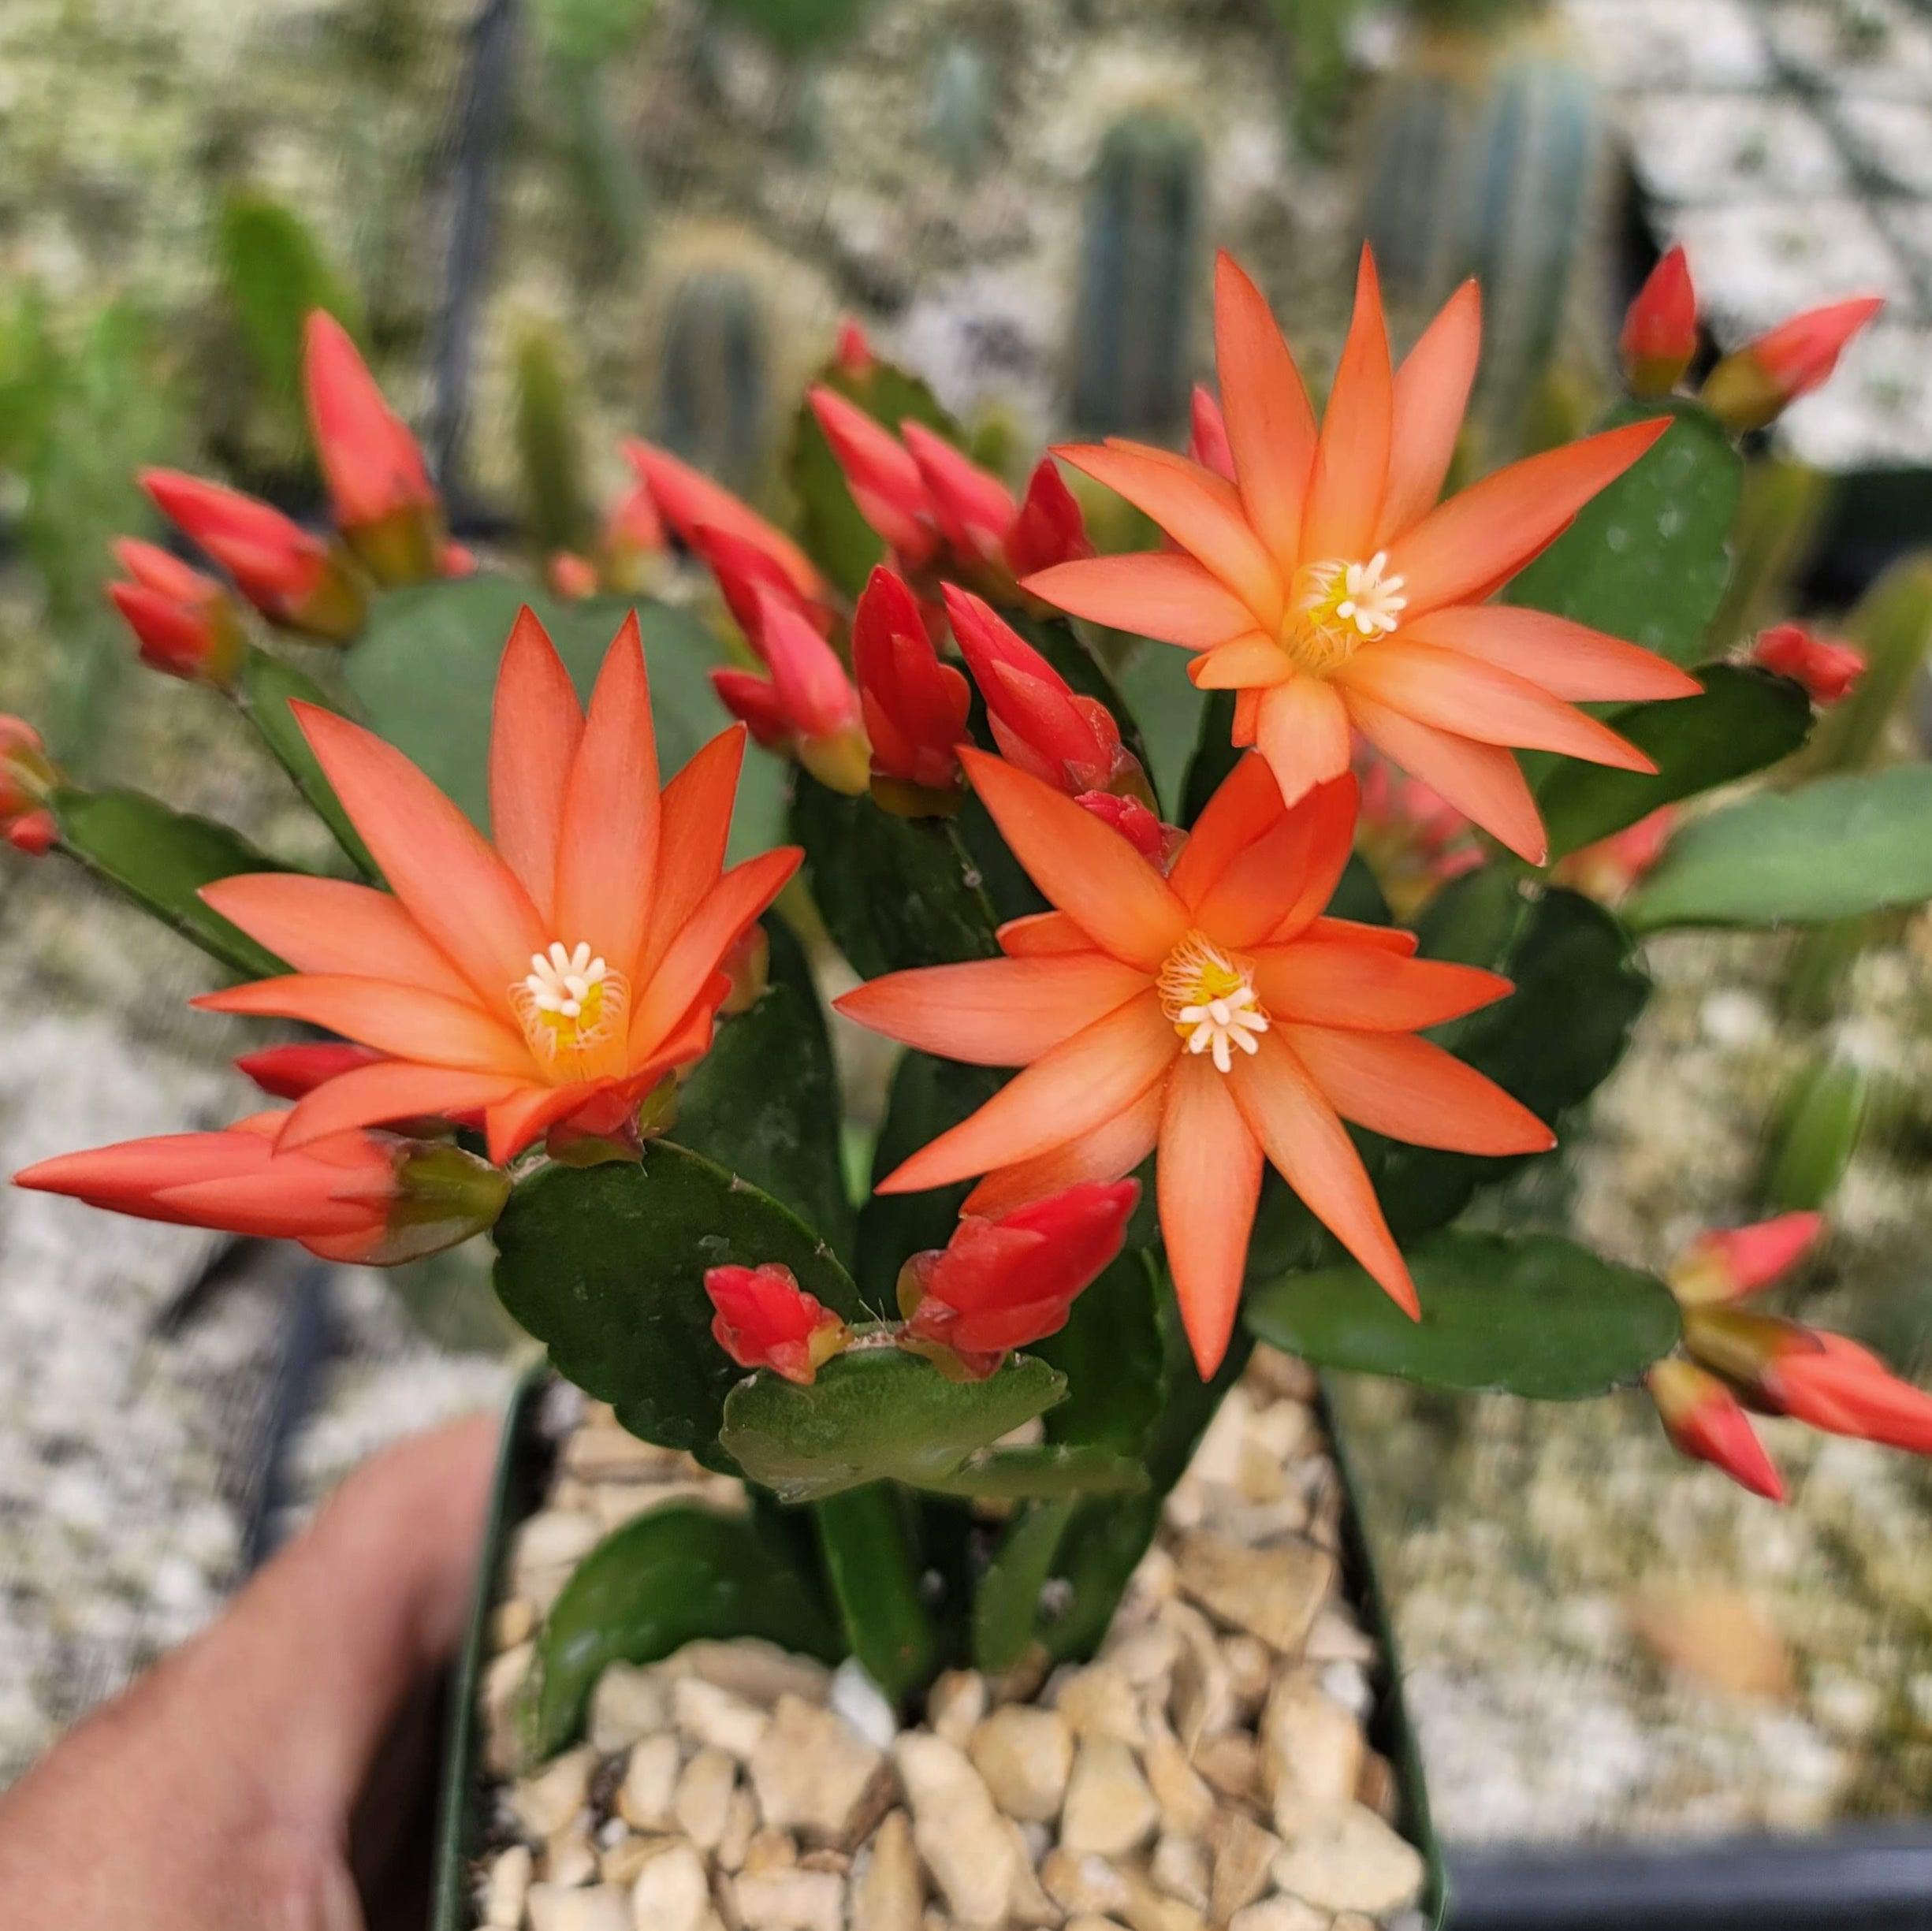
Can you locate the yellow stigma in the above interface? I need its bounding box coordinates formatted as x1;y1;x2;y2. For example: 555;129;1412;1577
1156;931;1269;1075
1284;551;1407;675
512;941;628;1077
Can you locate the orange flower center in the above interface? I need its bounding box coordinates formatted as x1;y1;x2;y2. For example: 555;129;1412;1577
1283;552;1407;675
512;941;629;1079
1156;931;1269;1075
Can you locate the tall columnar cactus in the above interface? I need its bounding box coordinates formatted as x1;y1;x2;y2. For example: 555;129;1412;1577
653;267;772;497
925;35;999;181
511;320;594;562
1070;113;1204;441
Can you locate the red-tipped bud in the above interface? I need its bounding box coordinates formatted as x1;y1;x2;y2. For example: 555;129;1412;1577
713;590;869;794
1685;1306;1932;1457
546;551;598;600
7;809;55;856
705;1262;852;1385
945;586;1137;799
852;566;972;802
808;388;938;564
600;482;664;591
689;523;833;655
1074;791;1175;866
1189;385;1236;482
109;539;247;685
1620;245;1699;396
833;318;876;380
1751;623;1865;705
236;1040;388;1101
1005;458;1093;578
141;470;366;642
1703;296;1885;433
623;439;828;607
1647;1358;1785;1501
441;540;477;578
13;1112;508;1267
302;311;444;585
1553;804;1677;903
1672;1211;1823;1308
2;715;58;834
898;1179;1138;1374
901;420;1018;571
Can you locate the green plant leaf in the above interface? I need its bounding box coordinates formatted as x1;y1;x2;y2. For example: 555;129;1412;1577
1115;641;1207;818
216;192;362;411
973;1500;1074;1675
1623;765;1932;932
673;917;855;1261
344;575;786;862
1536;664;1812;862
1760;1050;1868;1212
1030;1249;1165;1456
50;786;292;978
923;1444;1148;1500
1375;877;1650;1237
1506;400;1742;668
1245;1230;1681;1398
791;774;1000;980
232;647;377;874
492;1145;862;1457
530;1502;839;1758
810;1486;940;1704
718;1349;1064;1502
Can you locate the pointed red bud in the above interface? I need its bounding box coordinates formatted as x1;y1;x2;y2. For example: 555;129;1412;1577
900;420;1018;570
1074;791;1174;865
712;590;868;794
807;387;938;564
302;311;444;584
546;551;598;600
110;539;246;685
1647;1358;1785;1501
14;1112;508;1266
1620;245;1699;396
1189;385;1236;482
600;482;664;590
897;1179;1138;1372
441;540;477;577
6;809;55;856
833;318;876;380
852;566;972;798
141;470;366;642
623;439;828;607
689;522;833;654
1751;623;1865;705
1005;458;1093;578
1703;296;1885;433
1671;1211;1823;1308
2;715;58;832
236;1040;389;1100
705;1262;852;1385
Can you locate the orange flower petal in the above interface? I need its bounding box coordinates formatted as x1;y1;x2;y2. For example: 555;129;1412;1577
553;615;661;981
1339;639;1657;772
1022;553;1256;650
1053;443;1284;629
1301;248;1394;564
996;911;1096;958
1378;281;1480;544
1189;633;1294;690
485;1085;592;1165
1159;1052;1264;1376
1282;1024;1555;1155
1255;676;1352;809
1252;943;1511;1031
962;1085;1164;1216
1387;417;1670;618
278;1062;528;1150
1214;252;1319;571
961;748;1189;971
638;725;746;985
488;607;583;917
292;702;545;1002
1345;689;1547;864
1303;915;1419;956
1230;1033;1417;1318
197;973;529;1073
877;990;1174;1193
199;874;475;1002
1195;773;1355;948
1267;779;1360;943
1232;688;1261;746
832;954;1150;1066
1168;753;1284;912
1400;605;1702;703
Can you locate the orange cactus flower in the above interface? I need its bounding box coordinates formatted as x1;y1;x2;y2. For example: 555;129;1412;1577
1027;251;1702;863
835;749;1553;1374
187;609;800;1163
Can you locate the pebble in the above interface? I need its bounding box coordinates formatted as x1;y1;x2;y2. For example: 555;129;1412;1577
629;1842;720;1931
525;1882;631;1931
674;1747;739;1849
851;1810;923;1931
1271;1804;1427;1915
1230;1900;1329;1931
1259;1675;1364;1836
750;1695;889;1846
731;1866;845;1931
967;1705;1074;1822
479;1844;531;1928
591;1665;671;1752
676;1640;832;1710
617;1733;682;1832
1062;1738;1160;1857
1174;1531;1335;1655
926;1669;988;1747
674;1677;770;1760
894;1732;1019;1925
511;1746;596;1840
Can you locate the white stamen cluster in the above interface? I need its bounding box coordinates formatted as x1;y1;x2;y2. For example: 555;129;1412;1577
521;940;609;1021
1332;551;1408;638
1157;933;1271;1075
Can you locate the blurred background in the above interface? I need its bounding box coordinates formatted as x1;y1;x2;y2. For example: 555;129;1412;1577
5;0;1932;1910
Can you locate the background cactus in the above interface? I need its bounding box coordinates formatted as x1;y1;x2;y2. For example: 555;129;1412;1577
510;318;594;561
651;266;773;497
925;35;998;181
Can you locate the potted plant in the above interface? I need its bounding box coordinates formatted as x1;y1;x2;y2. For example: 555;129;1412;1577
9;249;1932;1931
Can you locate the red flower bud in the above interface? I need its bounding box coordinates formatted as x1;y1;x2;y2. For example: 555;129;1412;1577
833;318;876;380
901;420;1017;570
1074;791;1174;866
1552;804;1677;903
1703;296;1885;433
236;1040;389;1100
2;715;58;832
141;470;366;642
14;1112;508;1266
441;540;478;578
808;387;938;564
1619;245;1699;396
689;522;834;654
303;312;444;585
1751;623;1865;705
898;1179;1138;1372
1005;458;1093;579
1189;385;1236;482
1671;1211;1823;1308
601;482;664;590
705;1262;851;1384
712;590;869;794
7;809;55;856
110;538;247;685
546;551;598;600
852;566;972;799
1647;1357;1785;1501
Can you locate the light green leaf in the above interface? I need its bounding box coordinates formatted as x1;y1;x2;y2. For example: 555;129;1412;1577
232;647;377;874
